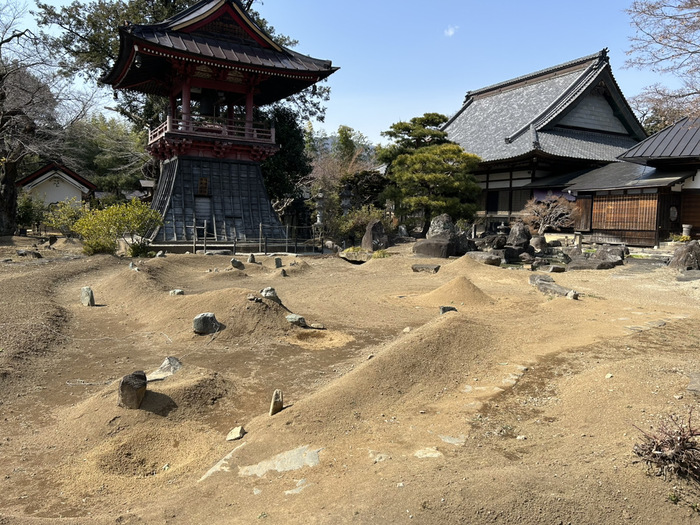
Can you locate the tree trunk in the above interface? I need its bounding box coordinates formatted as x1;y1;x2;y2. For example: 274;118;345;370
0;161;19;236
420;208;431;238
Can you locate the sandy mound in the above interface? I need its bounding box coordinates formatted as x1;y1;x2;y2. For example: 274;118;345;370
416;275;492;306
274;313;495;423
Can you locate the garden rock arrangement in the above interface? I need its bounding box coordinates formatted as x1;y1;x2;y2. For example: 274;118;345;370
668;240;700;270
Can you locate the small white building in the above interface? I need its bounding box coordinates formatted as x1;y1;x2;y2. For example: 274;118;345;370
16;163;96;206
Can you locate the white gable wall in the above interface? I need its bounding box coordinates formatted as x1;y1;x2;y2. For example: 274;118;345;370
558;94;628;134
24;171;87;205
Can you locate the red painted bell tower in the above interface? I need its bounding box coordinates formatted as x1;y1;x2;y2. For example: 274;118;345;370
102;0;337;247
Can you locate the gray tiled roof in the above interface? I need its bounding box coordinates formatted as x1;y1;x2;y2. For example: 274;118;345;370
565;162;694;192
443;50;644;164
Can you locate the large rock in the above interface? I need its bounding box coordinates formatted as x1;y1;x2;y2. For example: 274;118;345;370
412;264;441;274
427;213;456;239
536;281;578;299
506;222;532;249
425;214;474;256
592;244;625;266
413;239;451;258
286;314;307;327
668;240;700;270
118;371;147;409
193;312;220;334
361;219;389;251
503;246;524;263
260;287;282;304
477;234;508;250
567;257;616;271
530;235;548;253
466;251;502;266
230;258;245;270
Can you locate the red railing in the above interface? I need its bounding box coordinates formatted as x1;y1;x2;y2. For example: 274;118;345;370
149;116;275;145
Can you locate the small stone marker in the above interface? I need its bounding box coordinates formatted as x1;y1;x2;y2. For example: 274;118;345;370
440;306;458;315
226;426;246;441
81;286;95;307
118;371;147;409
260;287;281;304
412;264;441;274
193;312;220;334
247;254;256;264
230;258;245;270
169;289;184;296
309;323;325;330
269;389;284;416
279;269;287;277
286;314;307;327
156;251;165;257
274;257;283;268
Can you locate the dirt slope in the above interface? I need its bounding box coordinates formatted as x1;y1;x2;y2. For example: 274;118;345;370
1;237;700;524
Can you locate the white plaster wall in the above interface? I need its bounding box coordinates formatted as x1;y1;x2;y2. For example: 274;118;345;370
29;178;82;205
681;171;700;190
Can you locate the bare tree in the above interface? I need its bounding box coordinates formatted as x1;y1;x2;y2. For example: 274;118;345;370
0;1;96;235
626;1;700;121
521;196;579;235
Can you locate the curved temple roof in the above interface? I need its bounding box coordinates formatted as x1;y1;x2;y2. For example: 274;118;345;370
101;0;338;105
443;50;645;165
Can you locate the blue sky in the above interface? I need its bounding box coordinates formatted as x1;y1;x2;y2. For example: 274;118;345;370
22;0;677;144
255;0;675;144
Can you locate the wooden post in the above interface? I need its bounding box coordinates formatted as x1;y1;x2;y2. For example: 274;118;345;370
285;224;289;253
203;220;207;253
192;217;196;254
259;223;262;253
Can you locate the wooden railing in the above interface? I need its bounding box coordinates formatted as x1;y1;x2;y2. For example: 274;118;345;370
148;116;275;145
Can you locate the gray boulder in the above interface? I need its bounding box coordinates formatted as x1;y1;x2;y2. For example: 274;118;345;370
466;252;502;266
506;222;532;249
529;274;554;286
592;244;625;266
169;289;184;296
536;281;578;299
530;235;548;253
668;240;700;270
230;258;245;270
412;264;441;274
81;286;95;307
413;239;451;258
260;287;282;304
427;213;456;239
118;371;147;409
567;258;616;271
247;254;256;264
193;313;220;334
361;219;389;251
286;314;307;327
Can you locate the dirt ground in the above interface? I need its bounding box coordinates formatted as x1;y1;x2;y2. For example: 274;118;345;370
1;235;700;524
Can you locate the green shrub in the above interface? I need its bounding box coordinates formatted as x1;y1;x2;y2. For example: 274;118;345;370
337;205;393;245
43;198;86;236
72;199;163;256
372;249;390;259
671;234;691;242
15;192;46;229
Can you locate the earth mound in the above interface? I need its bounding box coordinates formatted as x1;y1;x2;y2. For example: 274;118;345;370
417;275;492;306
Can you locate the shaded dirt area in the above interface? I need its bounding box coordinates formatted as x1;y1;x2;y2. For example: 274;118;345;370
2;235;700;524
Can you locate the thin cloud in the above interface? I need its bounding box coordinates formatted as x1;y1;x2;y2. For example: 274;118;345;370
444;25;459;37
